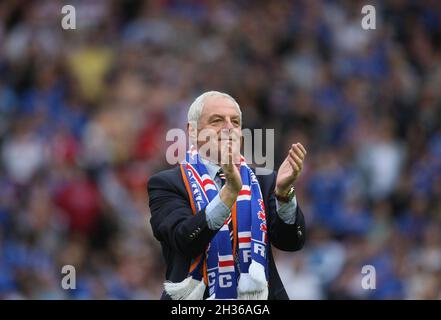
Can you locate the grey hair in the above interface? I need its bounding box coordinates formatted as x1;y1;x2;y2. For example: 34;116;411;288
187;91;242;126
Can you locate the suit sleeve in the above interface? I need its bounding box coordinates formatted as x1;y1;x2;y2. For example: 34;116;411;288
267;172;306;251
148;173;219;259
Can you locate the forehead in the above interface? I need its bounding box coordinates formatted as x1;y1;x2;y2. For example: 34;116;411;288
202;95;240;118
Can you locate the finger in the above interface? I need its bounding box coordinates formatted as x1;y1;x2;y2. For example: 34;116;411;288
291;145;305;160
220;141;227;165
288;157;300;173
289;150;303;169
221;140;232;167
290;153;303;168
296;143;307;156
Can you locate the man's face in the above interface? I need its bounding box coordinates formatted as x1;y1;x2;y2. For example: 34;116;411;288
190;95;242;164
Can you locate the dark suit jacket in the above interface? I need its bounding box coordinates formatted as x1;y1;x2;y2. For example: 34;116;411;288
147;166;306;300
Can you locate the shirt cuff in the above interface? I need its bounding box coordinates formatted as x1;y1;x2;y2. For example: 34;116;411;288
276;195;298;224
205;194;231;230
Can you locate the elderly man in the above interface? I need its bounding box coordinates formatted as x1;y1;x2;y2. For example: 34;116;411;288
148;91;306;300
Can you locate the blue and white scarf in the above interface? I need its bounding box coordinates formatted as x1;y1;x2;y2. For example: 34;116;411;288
164;146;269;300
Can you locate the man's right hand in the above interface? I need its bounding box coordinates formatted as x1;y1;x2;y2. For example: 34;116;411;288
219;141;242;208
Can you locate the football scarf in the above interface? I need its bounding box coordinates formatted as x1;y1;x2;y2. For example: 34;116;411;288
164;146;269;300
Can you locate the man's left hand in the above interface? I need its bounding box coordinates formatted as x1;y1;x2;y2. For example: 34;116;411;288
275;143;307;196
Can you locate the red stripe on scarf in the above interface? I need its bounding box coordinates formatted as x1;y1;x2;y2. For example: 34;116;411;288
202;179;215;187
219;260;235;267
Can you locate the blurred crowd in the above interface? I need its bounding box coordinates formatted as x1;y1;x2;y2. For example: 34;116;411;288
0;0;440;299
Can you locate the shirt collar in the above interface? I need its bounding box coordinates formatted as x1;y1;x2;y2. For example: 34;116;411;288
200;157;221;181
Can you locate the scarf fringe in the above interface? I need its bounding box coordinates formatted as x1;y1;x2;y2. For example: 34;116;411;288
238;287;269;300
164;277;206;300
237;261;268;300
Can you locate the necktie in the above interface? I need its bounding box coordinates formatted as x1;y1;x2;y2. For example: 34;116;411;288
217;169;233;241
218;169;226;186
217;169;240;274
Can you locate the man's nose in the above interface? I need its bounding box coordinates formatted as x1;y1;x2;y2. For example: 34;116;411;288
222;118;235;130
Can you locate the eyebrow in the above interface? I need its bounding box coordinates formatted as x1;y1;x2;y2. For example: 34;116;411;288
208;114;240;120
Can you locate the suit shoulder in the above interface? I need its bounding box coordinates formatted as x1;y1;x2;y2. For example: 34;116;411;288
147;166;182;190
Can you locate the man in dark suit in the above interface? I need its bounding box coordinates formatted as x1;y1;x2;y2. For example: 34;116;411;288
148;91;307;300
